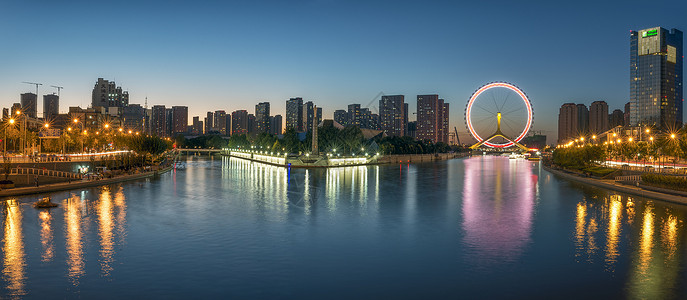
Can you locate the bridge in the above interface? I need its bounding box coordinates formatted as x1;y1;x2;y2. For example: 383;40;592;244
176;148;224;155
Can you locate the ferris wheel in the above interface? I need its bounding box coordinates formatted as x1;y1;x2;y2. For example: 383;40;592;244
465;82;533;148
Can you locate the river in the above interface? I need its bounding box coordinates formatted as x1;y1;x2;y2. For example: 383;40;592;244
1;155;686;298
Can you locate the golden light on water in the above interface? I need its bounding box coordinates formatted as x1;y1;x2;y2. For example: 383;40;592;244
3;201;26;297
638;205;654;276
605;195;622;268
39;210;54;262
575;202;586;259
97;188;115;277
65;195;85;285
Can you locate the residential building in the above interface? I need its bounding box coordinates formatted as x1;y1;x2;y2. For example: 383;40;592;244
558;103;578;144
232;110;248;135
379;95;405;136
286;97;303;132
255;102;270;133
172;106;188;135
589;101;609;134
20;93;37;118
151;105;167;137
416;95;449;143
91;78;129;114
43;94;59;121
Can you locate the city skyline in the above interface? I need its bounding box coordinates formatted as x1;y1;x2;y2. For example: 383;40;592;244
1;1;686;143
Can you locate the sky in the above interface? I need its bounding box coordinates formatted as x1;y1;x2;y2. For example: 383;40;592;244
1;0;685;143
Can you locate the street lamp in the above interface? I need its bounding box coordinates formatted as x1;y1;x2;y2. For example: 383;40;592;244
4;118;16;157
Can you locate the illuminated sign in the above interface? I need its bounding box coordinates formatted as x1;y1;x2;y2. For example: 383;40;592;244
642;29;658;38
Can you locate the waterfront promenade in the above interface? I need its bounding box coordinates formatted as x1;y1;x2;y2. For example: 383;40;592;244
544;164;687;205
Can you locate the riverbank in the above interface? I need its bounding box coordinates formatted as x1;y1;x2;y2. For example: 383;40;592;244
0;164;174;198
228;151;469;168
543;164;687;205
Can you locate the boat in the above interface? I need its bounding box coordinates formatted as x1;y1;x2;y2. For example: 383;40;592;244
526;156;541;161
34;196;58;208
508;153;525;159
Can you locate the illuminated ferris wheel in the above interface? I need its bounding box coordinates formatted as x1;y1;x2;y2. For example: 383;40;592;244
465;82;533;149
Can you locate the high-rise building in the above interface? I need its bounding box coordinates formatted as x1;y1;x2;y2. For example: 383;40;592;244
191;116;203;135
165;108;174;136
333;109;347;126
558;103;578;144
255;102;270;133
172;106;188;135
91;78;129;113
609;109;625;128
302;101;315;132
317;107;322;127
359;108;380;130
232;110;248;135
576;104;589;134
624;102;631;127
589;101;609;135
205;111;214;133
43;94;59;121
151;105;167;137
286;97;303;132
630;27;683;129
225;114;231;136
270;115;283;135
247;114;256;134
404;103;409;136
214;110;228;135
348;104;361;127
380;95;405;136
20;93;37;118
416;95;449;143
11;103;22;117
407;121;417;139
122;104;146;132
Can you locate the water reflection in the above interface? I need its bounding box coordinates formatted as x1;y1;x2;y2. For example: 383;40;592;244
572;191;685;298
65;194;84;285
462;157;536;264
2;200;26;298
39;210;54;262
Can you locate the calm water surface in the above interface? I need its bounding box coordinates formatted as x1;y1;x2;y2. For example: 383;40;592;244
2;155;687;298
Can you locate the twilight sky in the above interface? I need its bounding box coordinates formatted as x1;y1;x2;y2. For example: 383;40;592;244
1;0;685;143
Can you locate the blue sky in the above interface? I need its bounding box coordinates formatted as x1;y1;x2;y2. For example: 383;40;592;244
1;0;685;143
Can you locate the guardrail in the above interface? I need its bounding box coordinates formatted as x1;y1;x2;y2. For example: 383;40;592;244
10;167;82;179
615;175;642;183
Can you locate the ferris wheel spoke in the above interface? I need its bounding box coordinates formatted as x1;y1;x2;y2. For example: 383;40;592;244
474;104;497;116
498;92;511;112
502;106;525;116
490;90;500;111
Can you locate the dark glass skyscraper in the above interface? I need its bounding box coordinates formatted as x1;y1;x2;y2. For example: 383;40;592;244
630;27;683;129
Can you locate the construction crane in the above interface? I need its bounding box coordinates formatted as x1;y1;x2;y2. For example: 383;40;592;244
22;81;42;96
363;91;385;114
454;127;461;146
50;85;64;97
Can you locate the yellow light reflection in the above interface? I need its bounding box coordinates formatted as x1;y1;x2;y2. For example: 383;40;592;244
662;215;678;260
65;195;84;285
638;205;654;276
575;203;586;259
3;201;26;297
98;187;115;276
605;195;622;268
39;210;54;262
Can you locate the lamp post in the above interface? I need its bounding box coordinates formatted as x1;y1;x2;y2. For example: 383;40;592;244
73;118;84;154
5;118;15;157
40;123;49;154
